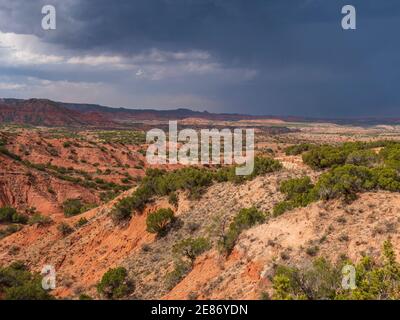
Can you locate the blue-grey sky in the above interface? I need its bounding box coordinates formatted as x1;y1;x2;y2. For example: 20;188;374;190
0;0;399;117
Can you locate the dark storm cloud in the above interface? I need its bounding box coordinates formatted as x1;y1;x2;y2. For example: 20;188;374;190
1;0;400;116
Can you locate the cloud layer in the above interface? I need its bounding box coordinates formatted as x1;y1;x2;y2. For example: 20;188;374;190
0;0;399;116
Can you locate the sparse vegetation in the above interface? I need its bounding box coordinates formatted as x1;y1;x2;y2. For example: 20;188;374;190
165;261;192;290
21;160;129;193
219;207;266;254
274;145;400;215
302;141;397;170
100;190;121;203
97;130;146;145
111;157;281;222
272;240;400;300
4;126;400;301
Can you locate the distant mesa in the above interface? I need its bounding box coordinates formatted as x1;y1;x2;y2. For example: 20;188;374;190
0;98;399;127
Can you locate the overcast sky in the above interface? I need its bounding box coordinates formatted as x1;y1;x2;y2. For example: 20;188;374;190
0;0;399;117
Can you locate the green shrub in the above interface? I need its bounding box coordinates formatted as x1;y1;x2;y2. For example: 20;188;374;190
272;257;341;300
28;213;53;227
110;202;133;223
109;185;153;223
146;208;175;236
231;207;266;229
315;165;375;202
62;199;84;217
284;143;314;156
259;291;270;300
57;222;74;237
97;267;132;299
172;237;211;263
95;178;106;184
0;262;54;300
220;207;266;254
100;191;120;203
301;141;399;170
213;166;237;183
302;145;347;169
273;177;317;216
275;159;400;215
250;157;283;179
168;192;179;207
121;177;131;184
280;177;314;199
273;201;294;217
62;199;95;217
346;149;379;167
75;217;88;228
306;245;319;257
166;167;214;199
379;143;400;170
5;281;53;300
0;207;28;224
371;167;400;191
